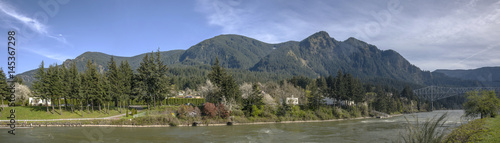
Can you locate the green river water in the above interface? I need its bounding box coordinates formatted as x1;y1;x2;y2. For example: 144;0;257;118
0;110;466;143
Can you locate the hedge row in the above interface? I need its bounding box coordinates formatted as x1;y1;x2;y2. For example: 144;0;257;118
128;98;205;106
166;98;205;106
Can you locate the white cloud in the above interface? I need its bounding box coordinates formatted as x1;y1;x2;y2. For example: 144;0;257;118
0;1;72;58
0;1;48;35
25;47;71;62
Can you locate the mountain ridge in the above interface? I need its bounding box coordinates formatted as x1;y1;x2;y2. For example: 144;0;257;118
18;31;482;88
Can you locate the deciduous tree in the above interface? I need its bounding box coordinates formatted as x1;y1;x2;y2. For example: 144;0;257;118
463;90;500;119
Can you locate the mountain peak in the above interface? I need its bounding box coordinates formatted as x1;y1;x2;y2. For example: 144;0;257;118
300;31;338;51
311;31;330;38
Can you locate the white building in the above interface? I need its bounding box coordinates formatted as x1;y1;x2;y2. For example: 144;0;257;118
29;97;51;106
285;95;299;105
324;97;354;106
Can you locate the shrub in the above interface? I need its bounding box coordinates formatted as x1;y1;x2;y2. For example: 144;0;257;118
399;113;448;143
315;107;334;120
231;109;245;116
177;105;194;119
333;107;348;119
203;102;217;118
126;109;129;117
193;106;201;118
217;103;230;119
443;118;488;143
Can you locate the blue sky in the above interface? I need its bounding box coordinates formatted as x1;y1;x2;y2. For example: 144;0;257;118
1;0;500;74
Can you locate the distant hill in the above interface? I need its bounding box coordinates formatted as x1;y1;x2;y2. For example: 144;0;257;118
251;31;458;85
18;31;481;88
179;34;275;69
435;67;500;86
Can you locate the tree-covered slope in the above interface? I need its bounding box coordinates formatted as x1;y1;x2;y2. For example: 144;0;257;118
17;31;482;88
179;34;275;69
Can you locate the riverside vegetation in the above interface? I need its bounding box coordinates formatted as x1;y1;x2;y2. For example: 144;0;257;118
1;50;427;127
396;90;500;143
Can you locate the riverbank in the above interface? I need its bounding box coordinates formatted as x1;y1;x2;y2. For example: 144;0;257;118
0;114;403;128
443;116;500;142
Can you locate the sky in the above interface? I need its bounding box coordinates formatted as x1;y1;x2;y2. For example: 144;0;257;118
1;0;499;75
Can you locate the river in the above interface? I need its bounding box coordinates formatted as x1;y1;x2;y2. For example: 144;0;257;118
0;110;467;143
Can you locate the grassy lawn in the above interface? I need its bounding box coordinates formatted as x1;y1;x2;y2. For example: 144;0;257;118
0;106;125;120
478;117;500;143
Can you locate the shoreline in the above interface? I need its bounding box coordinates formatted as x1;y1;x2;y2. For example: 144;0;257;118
0;114;403;128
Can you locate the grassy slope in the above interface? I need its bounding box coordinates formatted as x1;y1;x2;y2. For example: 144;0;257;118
479;117;500;143
0;106;123;120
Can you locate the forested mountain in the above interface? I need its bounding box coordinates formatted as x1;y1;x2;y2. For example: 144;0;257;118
434;67;500;86
435;67;500;82
179;34;275;69
17;31;481;89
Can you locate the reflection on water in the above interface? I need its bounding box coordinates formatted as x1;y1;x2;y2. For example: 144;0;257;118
0;110;466;143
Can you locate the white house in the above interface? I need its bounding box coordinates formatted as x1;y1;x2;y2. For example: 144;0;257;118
285;95;299;105
29;97;51;106
324;97;354;106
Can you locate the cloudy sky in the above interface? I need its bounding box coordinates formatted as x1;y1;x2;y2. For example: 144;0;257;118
1;0;499;74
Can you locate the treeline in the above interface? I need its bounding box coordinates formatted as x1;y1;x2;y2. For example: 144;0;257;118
200;58;426;122
285;72;427;113
31;49;171;116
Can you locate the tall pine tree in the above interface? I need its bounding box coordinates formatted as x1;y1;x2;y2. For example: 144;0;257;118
32;61;50;113
0;68;9;109
119;60;133;109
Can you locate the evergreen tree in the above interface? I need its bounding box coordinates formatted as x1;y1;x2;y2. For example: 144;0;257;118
46;64;63;114
79;73;86;116
208;57;225;88
68;62;80;113
119;60;133;111
60;63;70;111
207;57;242;105
32;61;50;113
137;54;154;109
401;85;414;102
0;68;10;109
153;49;169;107
84;60;99;113
307;80;324;111
107;57;122;113
13;76;23;85
131;73;147;107
243;83;264;113
97;74;108;114
334;70;346;105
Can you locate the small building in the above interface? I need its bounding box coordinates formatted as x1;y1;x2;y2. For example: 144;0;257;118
324;97;355;106
28;97;51;106
285;95;299;105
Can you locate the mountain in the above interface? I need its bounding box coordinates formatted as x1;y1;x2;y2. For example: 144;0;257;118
434;67;500;86
17;31;481;88
17;50;186;86
251;31;427;84
179;34;275;69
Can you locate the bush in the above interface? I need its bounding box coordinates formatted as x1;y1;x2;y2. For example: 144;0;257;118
315;107;334;120
203;102;217;118
177;105;194;119
193;106;201;118
251;105;261;117
231;109;245;116
333;107;349;119
126;109;129;117
443;118;488;143
217;103;230;119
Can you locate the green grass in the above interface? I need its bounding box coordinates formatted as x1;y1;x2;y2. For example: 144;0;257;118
0;106;124;120
478;117;500;143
